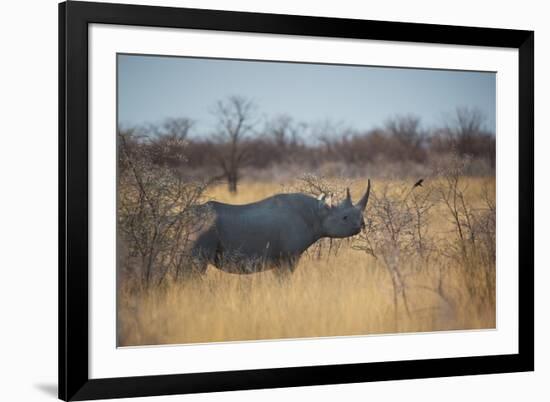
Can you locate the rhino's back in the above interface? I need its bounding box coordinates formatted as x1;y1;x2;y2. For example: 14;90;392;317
207;194;318;258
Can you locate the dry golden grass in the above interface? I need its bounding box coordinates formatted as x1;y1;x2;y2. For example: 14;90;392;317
117;177;495;347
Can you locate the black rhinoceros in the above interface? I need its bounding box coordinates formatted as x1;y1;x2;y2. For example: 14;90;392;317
189;180;371;276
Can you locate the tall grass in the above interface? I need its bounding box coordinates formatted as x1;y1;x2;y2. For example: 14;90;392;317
117;177;495;347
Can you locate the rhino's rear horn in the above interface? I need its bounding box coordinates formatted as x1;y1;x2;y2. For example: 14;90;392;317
343;187;353;207
355;179;371;211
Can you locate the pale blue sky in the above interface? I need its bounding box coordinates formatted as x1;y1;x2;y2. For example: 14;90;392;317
117;54;496;138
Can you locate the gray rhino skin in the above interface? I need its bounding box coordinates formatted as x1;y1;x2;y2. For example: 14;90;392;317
190;180;371;276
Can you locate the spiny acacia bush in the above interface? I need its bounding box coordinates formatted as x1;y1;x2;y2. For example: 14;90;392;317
434;154;496;309
117;129;211;288
353;180;437;322
352;154;496;327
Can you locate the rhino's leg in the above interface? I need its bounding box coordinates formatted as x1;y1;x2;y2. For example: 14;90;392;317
273;255;299;282
187;254;208;279
187;229;218;279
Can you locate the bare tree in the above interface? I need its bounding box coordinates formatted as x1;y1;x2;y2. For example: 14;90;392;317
385;115;423;144
212;96;258;193
311;119;347;155
265;114;303;148
446;107;488;156
383;115;426;162
263;115;305;164
452;107;485;137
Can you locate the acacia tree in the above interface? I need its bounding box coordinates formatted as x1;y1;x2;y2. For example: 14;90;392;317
212;96;258;193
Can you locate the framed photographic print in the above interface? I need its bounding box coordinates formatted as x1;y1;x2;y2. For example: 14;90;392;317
59;1;534;400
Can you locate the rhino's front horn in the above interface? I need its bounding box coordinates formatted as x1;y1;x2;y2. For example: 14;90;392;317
355;179;371;211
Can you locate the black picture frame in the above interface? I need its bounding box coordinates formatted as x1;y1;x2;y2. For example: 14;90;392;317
59;1;534;400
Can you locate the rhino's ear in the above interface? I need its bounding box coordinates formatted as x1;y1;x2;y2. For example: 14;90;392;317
317;192;335;206
317;193;331;212
326;193;334;207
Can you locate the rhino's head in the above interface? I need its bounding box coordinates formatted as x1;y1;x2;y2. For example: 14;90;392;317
318;180;371;238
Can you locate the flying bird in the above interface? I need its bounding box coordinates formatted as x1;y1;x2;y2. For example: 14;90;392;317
413;179;424;188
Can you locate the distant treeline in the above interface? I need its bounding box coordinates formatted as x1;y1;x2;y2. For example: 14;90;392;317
119;96;495;191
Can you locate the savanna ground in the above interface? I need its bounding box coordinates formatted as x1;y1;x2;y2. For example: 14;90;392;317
117;175;496;346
